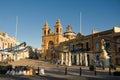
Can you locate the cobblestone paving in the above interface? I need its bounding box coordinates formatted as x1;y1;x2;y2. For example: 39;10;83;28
0;75;47;80
0;59;119;80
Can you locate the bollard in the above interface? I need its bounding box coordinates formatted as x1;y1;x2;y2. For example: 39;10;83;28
80;67;82;76
37;67;39;75
65;66;67;75
109;67;111;75
94;67;96;76
94;70;96;76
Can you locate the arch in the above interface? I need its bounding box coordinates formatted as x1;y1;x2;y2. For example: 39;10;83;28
48;41;54;49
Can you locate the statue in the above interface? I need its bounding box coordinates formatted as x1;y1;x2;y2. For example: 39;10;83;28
100;39;110;67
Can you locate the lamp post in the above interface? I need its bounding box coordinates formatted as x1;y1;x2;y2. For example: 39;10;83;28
65;65;67;75
80;66;82;76
2;37;5;62
1;54;3;62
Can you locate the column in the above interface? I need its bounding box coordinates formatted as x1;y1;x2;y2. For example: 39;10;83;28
71;54;74;65
65;52;68;65
68;52;72;66
76;53;79;65
61;53;64;65
84;53;88;66
79;53;82;66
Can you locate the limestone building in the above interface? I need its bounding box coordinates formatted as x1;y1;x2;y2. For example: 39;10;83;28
41;19;76;59
0;32;29;62
58;27;120;66
41;19;120;66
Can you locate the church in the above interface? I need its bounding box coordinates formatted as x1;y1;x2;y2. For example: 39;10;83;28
41;19;76;60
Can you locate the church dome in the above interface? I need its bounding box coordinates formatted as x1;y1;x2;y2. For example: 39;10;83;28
64;25;76;39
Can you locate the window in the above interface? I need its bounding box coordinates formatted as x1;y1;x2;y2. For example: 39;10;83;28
96;42;100;51
119;47;120;52
44;30;46;35
56;28;58;33
48;30;50;34
86;42;89;49
105;43;110;50
86;42;90;51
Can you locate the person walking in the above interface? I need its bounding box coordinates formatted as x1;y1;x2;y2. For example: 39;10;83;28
56;59;61;67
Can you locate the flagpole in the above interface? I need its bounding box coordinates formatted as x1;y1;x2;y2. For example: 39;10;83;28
80;12;82;33
16;16;18;39
15;16;18;61
79;12;82;66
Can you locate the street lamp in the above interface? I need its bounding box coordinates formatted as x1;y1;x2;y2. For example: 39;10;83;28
2;37;5;62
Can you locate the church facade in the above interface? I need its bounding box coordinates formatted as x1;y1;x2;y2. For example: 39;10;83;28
41;19;76;60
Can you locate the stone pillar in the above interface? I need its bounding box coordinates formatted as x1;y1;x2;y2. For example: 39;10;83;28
76;53;79;65
68;52;72;66
65;52;68;65
71;54;74;65
61;53;64;65
84;53;88;66
79;53;82;66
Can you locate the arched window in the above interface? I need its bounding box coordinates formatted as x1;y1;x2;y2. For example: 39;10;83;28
48;30;50;34
96;42;100;52
56;28;58;33
44;30;46;35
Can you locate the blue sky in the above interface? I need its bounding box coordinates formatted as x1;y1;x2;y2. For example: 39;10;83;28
0;0;120;48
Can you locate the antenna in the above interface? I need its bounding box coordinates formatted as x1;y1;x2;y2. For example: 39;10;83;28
80;12;82;33
15;16;18;39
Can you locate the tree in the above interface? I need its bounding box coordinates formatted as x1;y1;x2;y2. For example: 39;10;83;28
27;46;40;59
27;46;34;59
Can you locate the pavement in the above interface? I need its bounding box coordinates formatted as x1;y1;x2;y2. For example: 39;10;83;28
0;59;119;80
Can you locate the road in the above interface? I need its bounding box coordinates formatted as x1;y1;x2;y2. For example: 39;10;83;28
0;59;119;80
